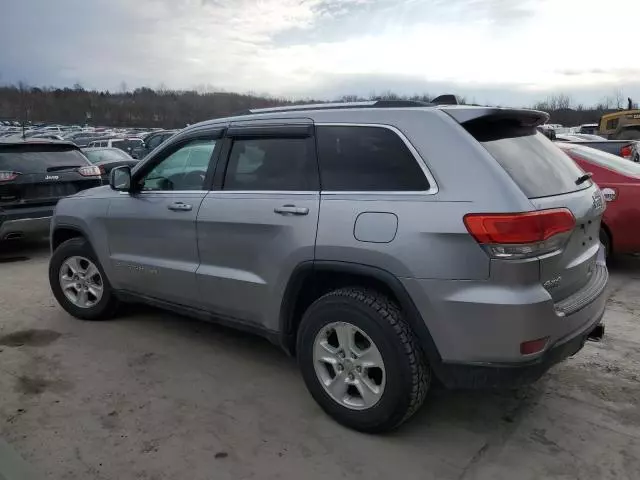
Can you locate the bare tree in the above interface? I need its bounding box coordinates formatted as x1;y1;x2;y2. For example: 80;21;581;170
613;88;624;109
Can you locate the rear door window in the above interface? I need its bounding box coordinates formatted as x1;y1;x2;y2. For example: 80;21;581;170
223;137;317;191
468;124;589;198
315;126;429;191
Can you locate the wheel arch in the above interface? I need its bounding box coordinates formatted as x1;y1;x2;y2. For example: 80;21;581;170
278;261;442;366
51;225;89;252
600;222;613;256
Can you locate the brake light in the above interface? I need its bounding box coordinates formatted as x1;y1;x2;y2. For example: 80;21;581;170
77;165;101;177
464;208;575;259
620;145;632;158
0;171;20;182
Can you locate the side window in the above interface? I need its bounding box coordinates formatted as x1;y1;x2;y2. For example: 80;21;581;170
140;138;216;191
223;137;316;191
316;126;430;191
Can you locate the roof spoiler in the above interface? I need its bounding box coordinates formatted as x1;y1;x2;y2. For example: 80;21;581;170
444;108;549;127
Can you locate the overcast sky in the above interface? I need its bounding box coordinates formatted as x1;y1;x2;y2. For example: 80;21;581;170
2;0;639;106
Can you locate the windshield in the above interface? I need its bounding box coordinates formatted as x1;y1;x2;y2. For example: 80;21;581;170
0;145;89;173
84;148;130;164
565;144;640;177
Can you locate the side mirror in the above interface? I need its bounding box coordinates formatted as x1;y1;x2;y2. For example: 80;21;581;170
110;166;132;191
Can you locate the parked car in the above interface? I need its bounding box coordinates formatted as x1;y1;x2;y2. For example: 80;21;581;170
81;147;139;182
0;140;101;241
131;130;177;159
578;123;599;135
31;133;65;141
557;143;640;256
559;134;606;141
48;101;607;432
87;137;143;157
553;136;636;159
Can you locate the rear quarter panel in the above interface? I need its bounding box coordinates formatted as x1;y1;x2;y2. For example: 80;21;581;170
312;109;536;281
573;158;640;254
602;183;640;254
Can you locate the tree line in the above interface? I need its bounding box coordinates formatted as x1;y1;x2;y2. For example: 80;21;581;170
0;83;630;128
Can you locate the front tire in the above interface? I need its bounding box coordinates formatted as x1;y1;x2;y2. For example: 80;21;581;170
49;237;119;320
297;287;430;433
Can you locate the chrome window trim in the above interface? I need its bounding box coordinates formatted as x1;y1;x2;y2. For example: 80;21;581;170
119;190;210;195
120;190;318;195
314;122;439;196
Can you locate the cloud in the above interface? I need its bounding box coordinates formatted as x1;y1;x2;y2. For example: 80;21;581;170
1;0;640;105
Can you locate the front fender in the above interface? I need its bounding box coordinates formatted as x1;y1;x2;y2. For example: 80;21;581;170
52;196;113;279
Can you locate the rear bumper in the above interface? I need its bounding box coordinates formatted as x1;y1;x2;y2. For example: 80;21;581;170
435;312;605;389
401;257;609;388
0;206;53;240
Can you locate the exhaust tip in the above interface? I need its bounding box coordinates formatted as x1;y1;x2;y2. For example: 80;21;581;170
587;324;605;342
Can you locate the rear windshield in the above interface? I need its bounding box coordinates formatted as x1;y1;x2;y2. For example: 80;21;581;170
567;144;640;177
467;122;589;198
0;145;89;173
112;139;142;150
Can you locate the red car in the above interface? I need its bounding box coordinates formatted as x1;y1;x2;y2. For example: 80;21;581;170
558;143;640;256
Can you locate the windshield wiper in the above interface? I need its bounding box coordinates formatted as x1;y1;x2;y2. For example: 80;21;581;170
46;165;84;172
575;172;593;185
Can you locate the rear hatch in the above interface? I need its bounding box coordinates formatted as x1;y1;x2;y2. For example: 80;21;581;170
0;143;101;210
455;110;605;304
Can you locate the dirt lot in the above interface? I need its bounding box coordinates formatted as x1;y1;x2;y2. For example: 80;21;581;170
0;240;639;480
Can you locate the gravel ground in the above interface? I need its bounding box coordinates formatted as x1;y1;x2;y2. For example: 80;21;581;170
0;240;639;480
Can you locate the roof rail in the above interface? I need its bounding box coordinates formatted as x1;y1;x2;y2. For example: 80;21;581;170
243;99;433;115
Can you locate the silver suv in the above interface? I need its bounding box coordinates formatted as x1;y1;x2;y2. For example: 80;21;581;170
48;101;608;432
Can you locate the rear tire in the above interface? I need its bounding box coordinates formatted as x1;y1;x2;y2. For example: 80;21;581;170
49;237;119;320
297;287;430;433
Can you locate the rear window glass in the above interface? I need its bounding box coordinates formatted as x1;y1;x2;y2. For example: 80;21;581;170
469;124;589;198
0;146;88;173
567;145;640;177
84;148;130;164
316;126;429;191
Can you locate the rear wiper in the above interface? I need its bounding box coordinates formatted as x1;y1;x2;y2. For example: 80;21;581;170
46;165;83;172
575;172;593;185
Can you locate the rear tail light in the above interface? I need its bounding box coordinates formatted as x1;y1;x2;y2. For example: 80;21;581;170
0;171;20;182
620;145;632;158
77;165;102;177
98;165;106;175
464;208;576;259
